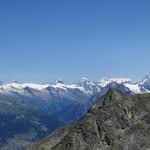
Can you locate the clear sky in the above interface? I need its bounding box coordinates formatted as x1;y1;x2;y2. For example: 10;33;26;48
0;0;150;83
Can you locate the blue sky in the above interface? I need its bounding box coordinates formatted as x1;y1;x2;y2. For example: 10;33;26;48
0;0;150;83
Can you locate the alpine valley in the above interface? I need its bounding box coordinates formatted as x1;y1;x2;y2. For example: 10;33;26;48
0;75;150;150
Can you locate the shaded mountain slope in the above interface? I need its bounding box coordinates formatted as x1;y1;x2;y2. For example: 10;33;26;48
0;98;62;150
27;89;150;150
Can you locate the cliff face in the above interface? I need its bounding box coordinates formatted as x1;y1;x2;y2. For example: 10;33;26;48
27;90;150;150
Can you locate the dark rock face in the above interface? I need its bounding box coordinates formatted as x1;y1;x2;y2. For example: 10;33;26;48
27;90;150;150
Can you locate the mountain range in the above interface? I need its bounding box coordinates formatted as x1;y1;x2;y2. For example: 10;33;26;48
27;89;150;150
0;74;150;149
0;75;150;121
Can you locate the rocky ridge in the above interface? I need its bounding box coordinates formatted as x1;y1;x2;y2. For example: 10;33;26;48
27;89;150;150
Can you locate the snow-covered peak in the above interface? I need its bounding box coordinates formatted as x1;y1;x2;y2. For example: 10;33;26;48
51;79;65;85
140;74;150;84
139;74;150;89
22;83;49;90
74;77;95;87
145;73;150;79
80;77;89;82
99;77;132;87
0;75;150;96
0;82;49;92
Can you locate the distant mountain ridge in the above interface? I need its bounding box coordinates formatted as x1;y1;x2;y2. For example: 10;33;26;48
0;75;150;122
1;75;150;95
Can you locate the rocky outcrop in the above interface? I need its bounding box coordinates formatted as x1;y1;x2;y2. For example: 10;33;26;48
27;89;150;150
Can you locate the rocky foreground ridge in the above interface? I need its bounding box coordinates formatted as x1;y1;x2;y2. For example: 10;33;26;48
27;89;150;150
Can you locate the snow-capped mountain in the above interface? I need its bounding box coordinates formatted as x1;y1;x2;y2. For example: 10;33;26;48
0;75;150;149
0;75;150;119
0;78;101;117
139;74;150;91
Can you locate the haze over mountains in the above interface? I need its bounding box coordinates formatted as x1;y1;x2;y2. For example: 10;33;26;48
0;74;150;150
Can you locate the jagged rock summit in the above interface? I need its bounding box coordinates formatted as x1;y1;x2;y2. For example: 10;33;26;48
27;89;150;150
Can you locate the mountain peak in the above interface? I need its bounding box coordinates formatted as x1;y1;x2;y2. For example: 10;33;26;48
140;73;150;84
140;74;150;89
51;79;64;85
80;77;89;82
99;77;132;87
143;73;150;80
94;89;126;108
74;77;92;86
